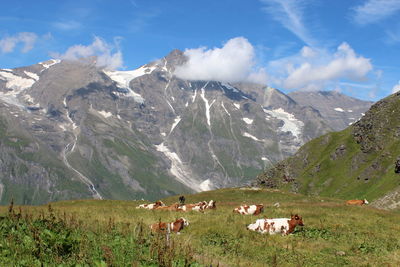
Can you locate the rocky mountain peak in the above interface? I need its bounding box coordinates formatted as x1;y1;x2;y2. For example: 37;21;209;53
0;51;373;205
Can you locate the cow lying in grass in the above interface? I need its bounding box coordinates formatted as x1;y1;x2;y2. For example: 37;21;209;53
150;218;189;234
136;200;165;209
233;204;264;215
178;200;216;212
346;199;369;205
247;214;304;235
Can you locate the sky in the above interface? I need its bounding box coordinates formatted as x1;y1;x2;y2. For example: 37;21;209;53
1;0;400;101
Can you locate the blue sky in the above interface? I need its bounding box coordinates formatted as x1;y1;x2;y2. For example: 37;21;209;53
1;0;400;101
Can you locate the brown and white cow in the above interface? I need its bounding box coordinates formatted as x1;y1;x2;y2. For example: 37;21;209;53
136;200;165;209
178;200;216;212
150;217;189;234
233;204;264;215
346;199;369;205
206;200;216;209
247;214;304;235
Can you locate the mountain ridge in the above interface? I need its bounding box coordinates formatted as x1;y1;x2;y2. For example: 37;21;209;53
0;51;372;204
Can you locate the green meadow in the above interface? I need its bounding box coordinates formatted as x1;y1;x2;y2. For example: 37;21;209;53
1;188;399;266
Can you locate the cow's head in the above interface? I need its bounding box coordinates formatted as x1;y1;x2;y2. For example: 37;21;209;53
178;217;189;226
207;200;216;209
363;199;369;205
290;214;304;226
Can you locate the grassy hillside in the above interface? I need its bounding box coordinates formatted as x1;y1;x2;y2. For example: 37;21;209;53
256;92;400;209
1;188;399;266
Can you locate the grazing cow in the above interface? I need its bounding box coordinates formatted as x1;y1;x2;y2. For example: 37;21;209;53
233;204;264;215
150;217;189;234
136;200;165;209
247;214;304;235
346;199;369;205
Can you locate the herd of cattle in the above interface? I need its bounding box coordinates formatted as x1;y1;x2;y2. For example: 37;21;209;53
138;198;369;236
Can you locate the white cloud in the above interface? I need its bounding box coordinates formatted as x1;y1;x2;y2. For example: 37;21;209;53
52;36;123;70
269;43;373;91
53;20;82;31
174;37;268;84
392;81;400;93
260;0;316;46
353;0;400;25
0;32;37;53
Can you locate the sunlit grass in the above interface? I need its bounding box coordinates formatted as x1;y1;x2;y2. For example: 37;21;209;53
1;188;399;266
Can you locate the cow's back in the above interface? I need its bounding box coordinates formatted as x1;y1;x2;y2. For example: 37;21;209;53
346;200;363;205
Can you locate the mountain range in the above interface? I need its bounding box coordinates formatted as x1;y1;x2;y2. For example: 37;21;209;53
0;50;372;204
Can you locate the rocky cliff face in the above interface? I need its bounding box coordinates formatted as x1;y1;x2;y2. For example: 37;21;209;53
289;91;373;131
255;92;400;210
0;50;372;204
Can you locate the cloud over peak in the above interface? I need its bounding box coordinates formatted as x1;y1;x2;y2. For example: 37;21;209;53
174;37;268;84
270;43;373;91
51;36;123;70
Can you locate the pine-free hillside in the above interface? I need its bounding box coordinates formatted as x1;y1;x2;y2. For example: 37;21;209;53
255;91;400;210
1;188;399;266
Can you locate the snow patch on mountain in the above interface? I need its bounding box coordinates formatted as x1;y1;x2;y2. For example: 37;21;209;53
199;179;213;191
0;71;38;108
169;116;181;135
243;132;262;141
98;110;112;118
40;59;61;70
200;87;215;127
264;108;304;139
221;82;239;93
334;107;344;112
24;71;39;81
242;118;253;124
103;65;156;103
221;102;231;116
233;103;240;109
0;71;36;93
192;89;197;103
155;143;201;192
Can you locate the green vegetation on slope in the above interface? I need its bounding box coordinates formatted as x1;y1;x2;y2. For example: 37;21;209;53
1;188;399;266
0;203;196;266
256;92;400;207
